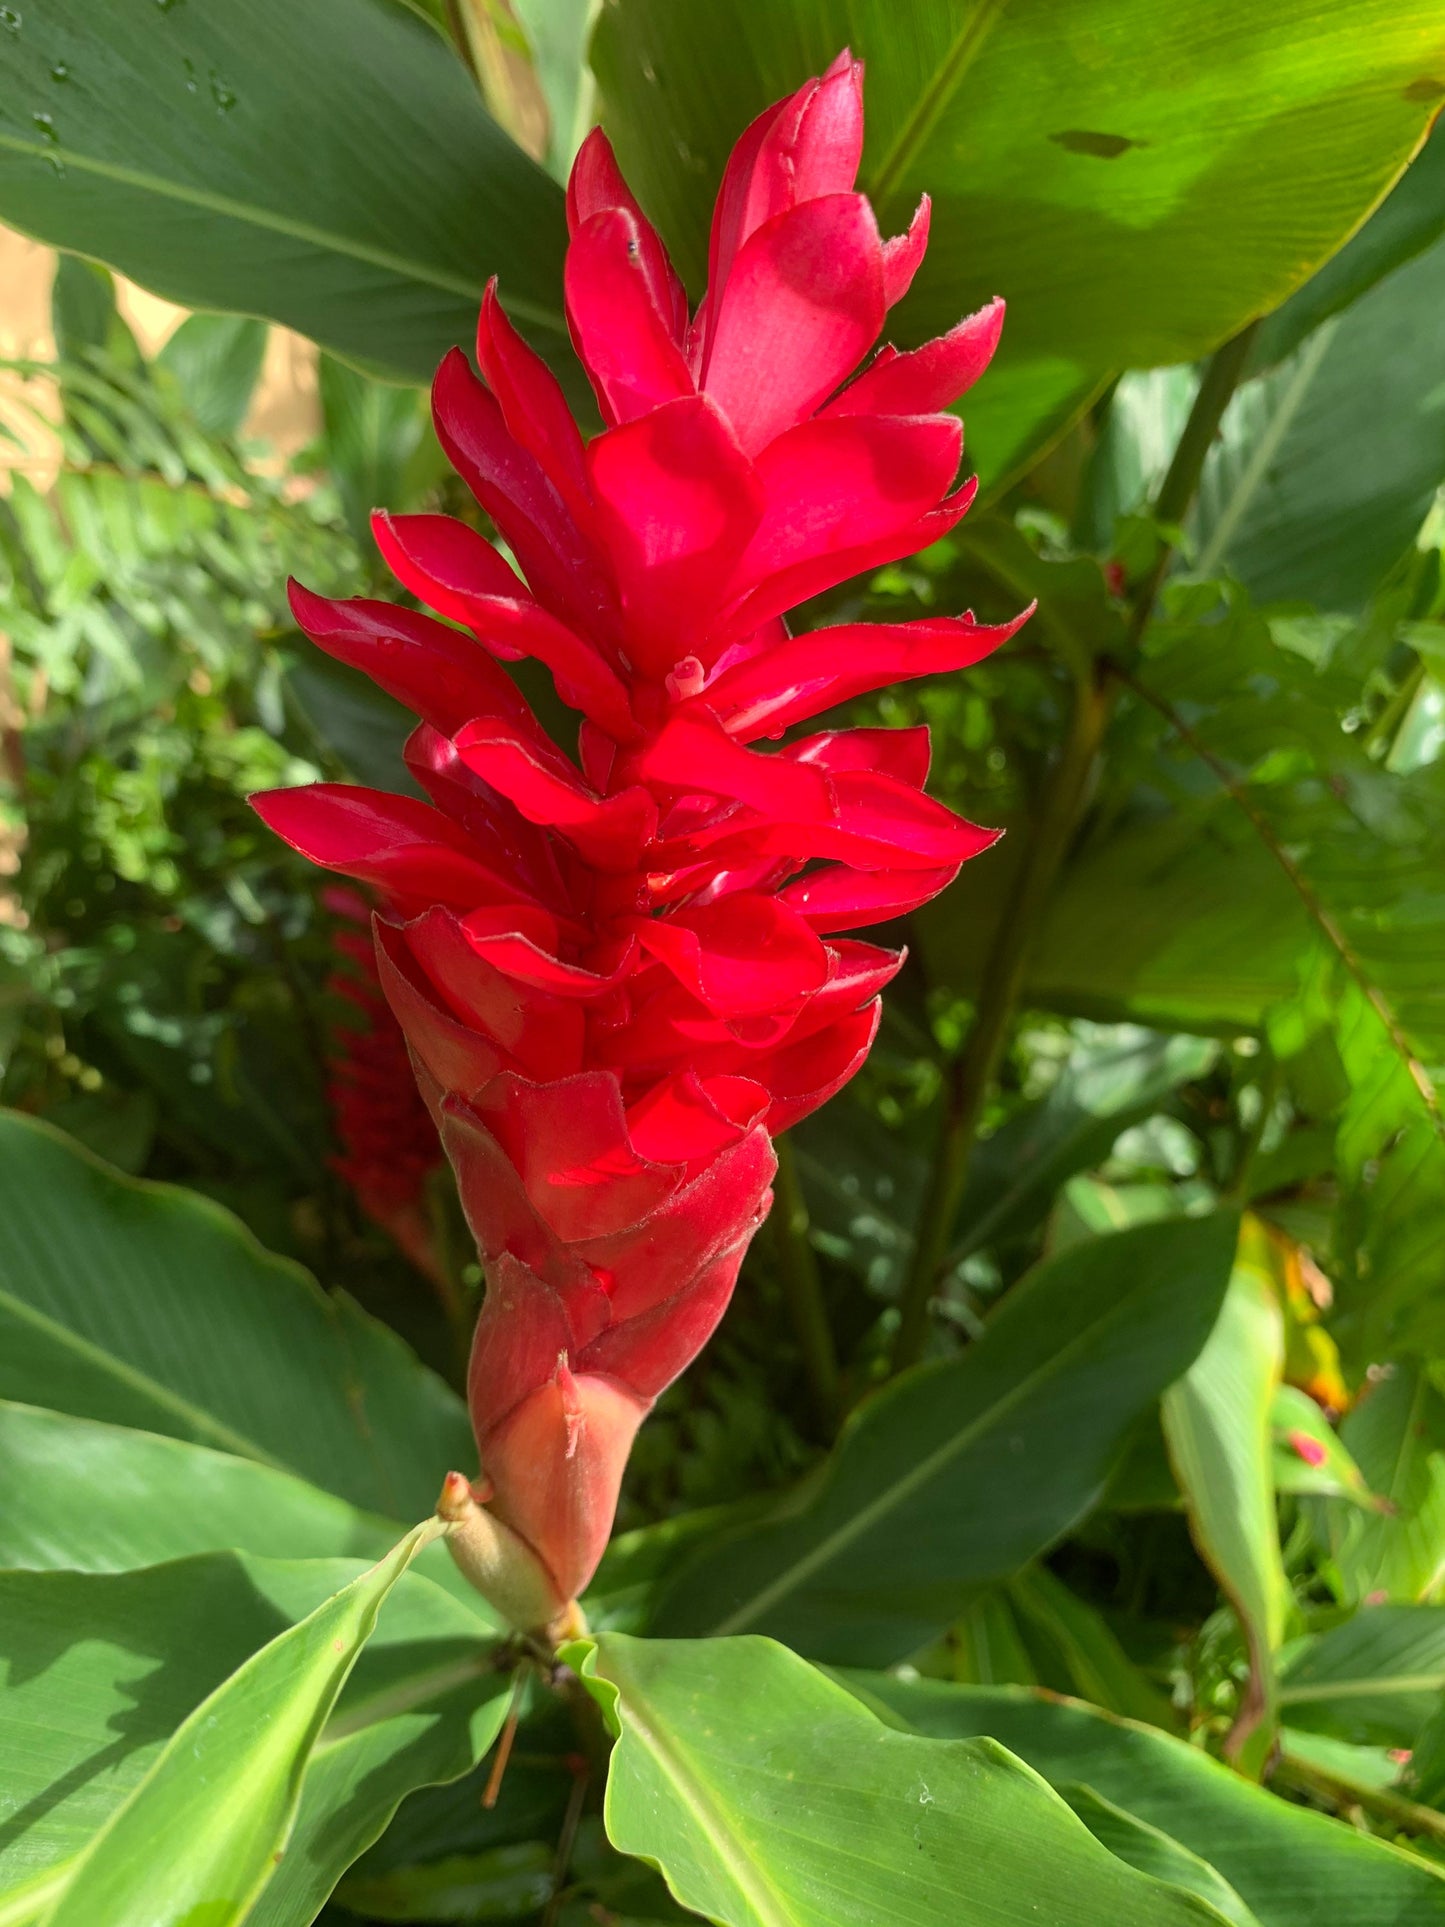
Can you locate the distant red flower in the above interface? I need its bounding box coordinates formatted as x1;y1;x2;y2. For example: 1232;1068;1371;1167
255;51;1026;1622
322;886;443;1284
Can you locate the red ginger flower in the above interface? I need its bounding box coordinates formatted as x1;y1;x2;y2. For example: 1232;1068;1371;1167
254;51;1028;1623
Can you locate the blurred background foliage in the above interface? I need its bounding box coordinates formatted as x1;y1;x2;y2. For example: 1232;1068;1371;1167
2;1;1445;1921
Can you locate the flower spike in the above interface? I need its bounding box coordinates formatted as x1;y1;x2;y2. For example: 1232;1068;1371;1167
255;55;1027;1632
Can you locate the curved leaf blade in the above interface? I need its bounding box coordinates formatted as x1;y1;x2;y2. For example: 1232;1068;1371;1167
575;1634;1229;1927
841;1675;1445;1927
0;1550;505;1924
0;0;567;382
0;1110;473;1520
650;1212;1238;1663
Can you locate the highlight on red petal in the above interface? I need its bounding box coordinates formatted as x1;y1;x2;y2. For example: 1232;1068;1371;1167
882;195;931;307
635;710;833;820
252;784;536;914
432;347;616;641
587;393;764;672
790;723;933;787
477;280;593;525
705;50;865;317
728;411;963;603
704;194;885;454
625;1070;768;1164
287;580;533;739
567;208;695;425
635;893;831;1018
781;861;961;933
371;511;524;625
700;606;1027;741
826;298;1006;418
720;476;980;641
454;719;657;871
566;127;689;340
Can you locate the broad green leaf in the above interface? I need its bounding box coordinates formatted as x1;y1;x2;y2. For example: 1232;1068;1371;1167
1162;1218;1290;1762
1060;1787;1262;1927
0;1398;497;1629
35;1524;441;1927
0;1551;506;1921
1315;1361;1445;1605
1278;1606;1445;1749
649;1212;1238;1662
156;313;268;438
842;1676;1445;1927
0;0;567;384
0;1109;473;1521
1255;123;1445;368
573;1634;1227;1927
1195;229;1445;612
1271;1385;1377;1510
593;2;1441;485
0;1400;397;1572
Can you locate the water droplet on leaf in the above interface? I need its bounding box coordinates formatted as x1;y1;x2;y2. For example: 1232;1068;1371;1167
0;7;21;32
209;68;236;111
49;60;69;81
31;110;57;143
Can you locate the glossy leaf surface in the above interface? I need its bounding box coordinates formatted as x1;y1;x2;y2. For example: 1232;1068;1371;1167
0;0;568;381
575;1634;1227;1927
0;1110;472;1520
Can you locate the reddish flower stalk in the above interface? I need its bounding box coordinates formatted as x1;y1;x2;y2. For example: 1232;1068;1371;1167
255;51;1027;1628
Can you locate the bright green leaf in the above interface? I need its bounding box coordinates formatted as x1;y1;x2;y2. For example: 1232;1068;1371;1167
841;1675;1445;1926
1060;1786;1262;1927
0;1549;506;1922
1195;228;1445;612
0;1109;473;1521
1271;1385;1378;1510
575;1634;1228;1927
156;313;268;438
1315;1360;1445;1605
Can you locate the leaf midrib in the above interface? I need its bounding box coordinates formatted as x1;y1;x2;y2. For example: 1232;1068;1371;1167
0;130;564;335
610;1682;801;1927
0;1285;290;1471
1280;1670;1445;1705
866;0;1009;209
707;1246;1198;1635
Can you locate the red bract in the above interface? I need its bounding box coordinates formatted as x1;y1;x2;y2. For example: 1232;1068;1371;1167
254;51;1027;1623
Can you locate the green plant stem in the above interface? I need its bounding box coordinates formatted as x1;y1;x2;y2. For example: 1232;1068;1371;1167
771;1135;842;1431
891;668;1112;1374
1273;1752;1445;1848
890;321;1263;1376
